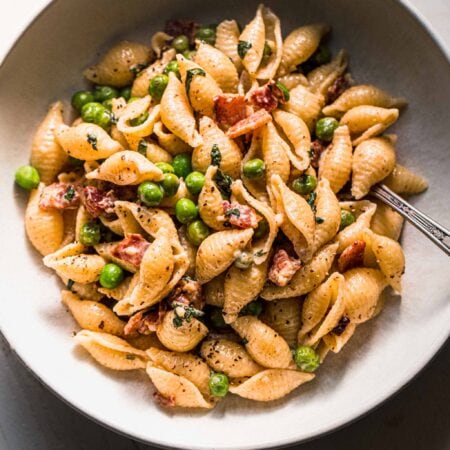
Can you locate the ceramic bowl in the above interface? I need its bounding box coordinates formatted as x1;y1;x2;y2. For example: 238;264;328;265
0;0;449;448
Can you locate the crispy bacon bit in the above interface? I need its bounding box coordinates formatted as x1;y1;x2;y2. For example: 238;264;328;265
222;201;258;229
309;139;327;169
327;75;350;103
226;109;272;139
124;311;159;336
167;277;204;310
337;240;366;273
249;84;278;112
268;249;302;287
81;186;116;218
39;183;80;211
332;316;350;336
153;391;176;407
214;94;248;129
112;234;150;268
164;20;198;45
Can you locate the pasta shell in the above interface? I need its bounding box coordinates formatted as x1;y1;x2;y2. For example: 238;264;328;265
307;50;348;98
146;347;210;395
238;4;266;75
195;229;254;284
116;97;160;138
229;369;314;401
282;84;324;130
56;123;123;161
383;164;428;195
30;102;68;185
231;316;292;369
160;72;202;147
94;242;138;273
223;258;269;323
215;19;243;71
277;23;330;76
25;184;64;256
62;290;125;336
370;200;404;241
312;178;341;253
141;140;173;163
352;136;396;199
200;339;261;378
272;110;311;171
276;73;309;90
151;32;173;58
340;106;399;146
178;226;196;278
260;298;301;348
344;268;387;323
84;41;151;87
153;121;193;155
204;273;225;307
156;311;208;352
75;330;147;370
159;179;194;209
323;84;407;118
146;363;213;408
193;116;242;178
318;125;352;193
261;242;338;300
322;322;357;353
194;43;239;93
271;174;315;260
98;275;134;301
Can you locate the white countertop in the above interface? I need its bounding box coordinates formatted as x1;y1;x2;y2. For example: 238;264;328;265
0;1;449;449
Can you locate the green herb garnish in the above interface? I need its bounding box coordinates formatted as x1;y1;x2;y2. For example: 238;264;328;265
210;144;221;167
185;68;206;95
224;207;240;218
67;279;75;290
64;186;76;202
87;133;98;150
214;169;232;198
315;216;325;224
275;81;290;102
237;40;252;59
137;139;148;156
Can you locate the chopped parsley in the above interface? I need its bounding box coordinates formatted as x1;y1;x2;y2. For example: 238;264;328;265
214;169;232;198
185;68;206;95
64;186;76;202
307;191;317;213
137;139;148;155
210;144;221;167
67;279;75;290
237;40;252;59
171;303;205;328
275;81;290;102
224;207;240;218
315;216;325;224
254;249;267;258
241;337;249;345
87;133;98;150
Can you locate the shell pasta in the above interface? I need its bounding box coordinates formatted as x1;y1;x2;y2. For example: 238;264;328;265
16;4;426;410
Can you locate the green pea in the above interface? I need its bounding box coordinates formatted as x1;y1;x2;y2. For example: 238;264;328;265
292;174;317;195
339;209;356;231
240;300;263;316
79;222;101;246
315;117;339;141
155;162;174;174
99;263;124;289
148;74;169;101
129;111;149;127
172;153;192;179
182;50;196;60
161;173;180;197
254;218;269;239
163;61;180;79
185;171;205;195
94;107;112;130
187;219;209;246
195;26;216;45
313;45;332;66
102;98;114;111
81;102;104;123
243;158;265;179
172;34;190;52
120;86;132;101
15;165;40;190
175;198;198;224
93;85;119;102
208;373;229;397
210;308;227;328
138;181;164;206
71;90;94;112
293;345;320;372
261;42;272;65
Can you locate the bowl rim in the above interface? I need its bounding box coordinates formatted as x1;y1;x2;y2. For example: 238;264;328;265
0;1;449;449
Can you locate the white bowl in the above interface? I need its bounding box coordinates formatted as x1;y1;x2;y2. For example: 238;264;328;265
0;1;449;449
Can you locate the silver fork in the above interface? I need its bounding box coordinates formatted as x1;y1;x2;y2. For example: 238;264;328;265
370;184;450;256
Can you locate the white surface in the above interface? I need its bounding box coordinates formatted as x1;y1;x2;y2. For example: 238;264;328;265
0;1;449;449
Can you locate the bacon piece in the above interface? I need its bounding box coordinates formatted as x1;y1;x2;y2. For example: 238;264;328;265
112;234;150;268
153;392;176;407
222;201;258;229
167;277;204;310
226;109;272;139
337;240;366;273
124;301;168;336
39;183;80;211
248;81;287;112
164;20;198;45
310;139;327;169
327;75;350;103
214;94;248;129
268;249;302;287
81;186;116;218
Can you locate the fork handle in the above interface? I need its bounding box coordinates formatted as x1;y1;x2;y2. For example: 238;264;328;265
370;184;450;256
